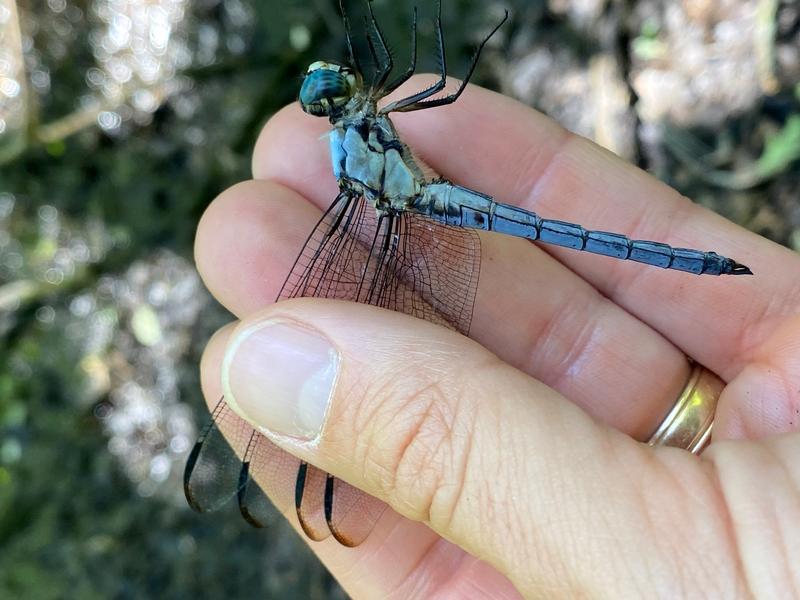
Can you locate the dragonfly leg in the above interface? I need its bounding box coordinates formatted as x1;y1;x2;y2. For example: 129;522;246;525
388;9;509;113
380;7;418;96
380;0;448;113
338;0;361;74
365;0;394;90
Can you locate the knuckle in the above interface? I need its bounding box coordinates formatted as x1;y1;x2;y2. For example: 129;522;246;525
353;364;481;530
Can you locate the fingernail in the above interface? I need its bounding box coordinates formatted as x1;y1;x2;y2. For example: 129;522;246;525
222;320;340;440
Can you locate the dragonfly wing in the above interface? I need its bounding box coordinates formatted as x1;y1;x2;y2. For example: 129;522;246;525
313;212;483;543
281;197;481;337
236;429;301;529
386;212;481;337
279;191;381;303
184;398;256;512
285;202;482;544
279;191;394;543
189;191;482;546
294;462;331;541
325;474;390;547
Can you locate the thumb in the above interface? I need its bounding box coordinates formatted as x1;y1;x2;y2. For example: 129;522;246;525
218;298;741;596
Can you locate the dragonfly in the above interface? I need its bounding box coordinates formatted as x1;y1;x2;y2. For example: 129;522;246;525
184;0;752;548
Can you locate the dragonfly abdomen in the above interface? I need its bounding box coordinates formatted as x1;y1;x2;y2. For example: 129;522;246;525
414;182;751;276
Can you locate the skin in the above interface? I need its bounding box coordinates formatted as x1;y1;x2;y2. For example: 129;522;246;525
195;79;800;598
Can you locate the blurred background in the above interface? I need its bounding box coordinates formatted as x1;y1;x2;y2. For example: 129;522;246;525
0;0;797;597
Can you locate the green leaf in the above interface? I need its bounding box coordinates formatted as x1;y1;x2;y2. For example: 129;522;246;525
757;115;800;179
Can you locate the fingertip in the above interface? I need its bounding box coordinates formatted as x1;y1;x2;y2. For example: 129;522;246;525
195;180;263;277
252;103;303;179
194;179;318;316
252;103;334;200
195;180;271;314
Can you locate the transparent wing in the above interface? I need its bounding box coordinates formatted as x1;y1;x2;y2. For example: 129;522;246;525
184;398;256;513
185;191;481;546
281;192;480;335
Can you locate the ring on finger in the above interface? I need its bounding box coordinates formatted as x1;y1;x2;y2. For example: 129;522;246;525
647;363;724;455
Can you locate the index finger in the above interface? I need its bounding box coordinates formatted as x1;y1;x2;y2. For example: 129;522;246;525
252;78;800;379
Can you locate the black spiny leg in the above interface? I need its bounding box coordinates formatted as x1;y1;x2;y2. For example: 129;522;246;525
363;20;384;89
366;0;394;90
384;9;509;114
380;7;418;96
339;0;361;74
380;0;448;113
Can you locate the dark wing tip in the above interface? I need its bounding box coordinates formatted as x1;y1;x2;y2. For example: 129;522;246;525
183;441;206;513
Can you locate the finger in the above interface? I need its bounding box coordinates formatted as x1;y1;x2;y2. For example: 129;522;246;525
251;81;800;380
213;300;750;597
714;313;800;439
196;179;690;439
201;322;523;599
194;180;316;316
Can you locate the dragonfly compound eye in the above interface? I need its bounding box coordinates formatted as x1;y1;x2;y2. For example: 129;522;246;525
299;61;357;117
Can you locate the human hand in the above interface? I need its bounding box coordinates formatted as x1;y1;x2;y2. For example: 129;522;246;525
195;80;800;598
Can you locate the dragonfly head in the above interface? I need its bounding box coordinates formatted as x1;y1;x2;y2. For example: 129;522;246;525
299;61;359;118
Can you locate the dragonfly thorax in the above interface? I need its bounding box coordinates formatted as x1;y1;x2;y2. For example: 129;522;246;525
330;113;426;213
299;61;360;118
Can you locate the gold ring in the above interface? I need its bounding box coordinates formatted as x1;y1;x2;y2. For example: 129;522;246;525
647;363;725;454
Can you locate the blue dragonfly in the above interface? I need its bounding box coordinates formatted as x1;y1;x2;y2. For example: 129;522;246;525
184;0;751;547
